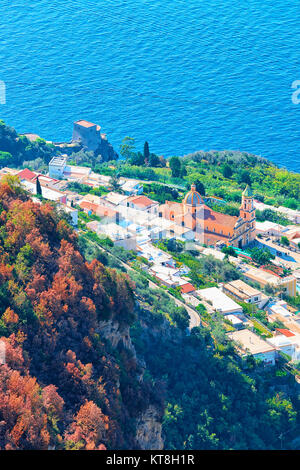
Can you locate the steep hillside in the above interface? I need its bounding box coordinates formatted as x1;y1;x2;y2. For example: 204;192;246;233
0;177;163;450
129;272;300;450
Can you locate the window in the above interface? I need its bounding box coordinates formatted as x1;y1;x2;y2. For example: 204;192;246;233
181;221;185;226
159;212;162;218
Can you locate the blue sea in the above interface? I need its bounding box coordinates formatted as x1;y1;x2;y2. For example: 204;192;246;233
1;0;300;172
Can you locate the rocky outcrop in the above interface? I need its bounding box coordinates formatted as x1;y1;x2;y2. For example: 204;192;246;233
96;137;118;161
97;313;164;450
97;319;135;352
135;405;164;450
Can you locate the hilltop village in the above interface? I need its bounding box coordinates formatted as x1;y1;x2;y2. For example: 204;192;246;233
1;119;300;371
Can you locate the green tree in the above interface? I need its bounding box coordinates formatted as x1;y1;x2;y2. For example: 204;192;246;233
0;151;12;167
194;179;206;195
36;176;42;196
143;141;150;163
149;153;160;167
169;157;181;178
120;136;135;162
281;236;290;247
222;164;232;179
130;151;145;166
109;172;121;192
238;170;252;185
250;247;275;265
221;246;237;257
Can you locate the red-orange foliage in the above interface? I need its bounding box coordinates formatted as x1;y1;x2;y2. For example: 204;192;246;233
64;401;108;450
0;181;151;450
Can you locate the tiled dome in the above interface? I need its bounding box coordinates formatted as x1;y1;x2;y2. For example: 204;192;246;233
183;184;204;206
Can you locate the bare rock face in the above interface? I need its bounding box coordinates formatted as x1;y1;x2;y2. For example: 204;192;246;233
97;316;164;450
97;319;134;352
96;137;118;161
135;406;164;450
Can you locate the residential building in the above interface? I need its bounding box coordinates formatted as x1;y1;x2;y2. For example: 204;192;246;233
127;195;159;214
267;301;293;318
225;314;245;329
223;279;268;309
241;265;297;297
18;169;67;204
120;179;143;195
267;335;296;360
57;204;78;226
180;283;196;294
196;287;243;315
100;192;129;208
87;221;136;251
228;329;276;365
256;221;286;238
254;200;300;224
49;156;67;179
63;164;92;181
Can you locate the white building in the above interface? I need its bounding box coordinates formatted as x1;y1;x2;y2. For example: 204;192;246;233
100;192;129;208
225;314;245;329
126;195;159;214
63;164;92;181
196;287;243;315
88;222;137;251
57;204;78;226
254;201;300;224
49;156;67;179
267;301;292;318
228;329;276;365
120;179;143;195
267;335;296;360
256;221;286;238
223;279;268;309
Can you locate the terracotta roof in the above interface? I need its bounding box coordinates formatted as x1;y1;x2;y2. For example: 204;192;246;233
97;205;118;218
276;328;295;337
79;201;99;213
197;206;238;227
18;168;37;181
180;283;196;294
128;195;158;207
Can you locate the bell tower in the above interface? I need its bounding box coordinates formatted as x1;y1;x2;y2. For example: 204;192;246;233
240;185;255;221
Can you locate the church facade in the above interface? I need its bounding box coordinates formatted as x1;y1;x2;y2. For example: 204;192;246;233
160;184;256;248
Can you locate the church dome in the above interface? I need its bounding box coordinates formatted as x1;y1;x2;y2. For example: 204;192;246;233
183;184;204;206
